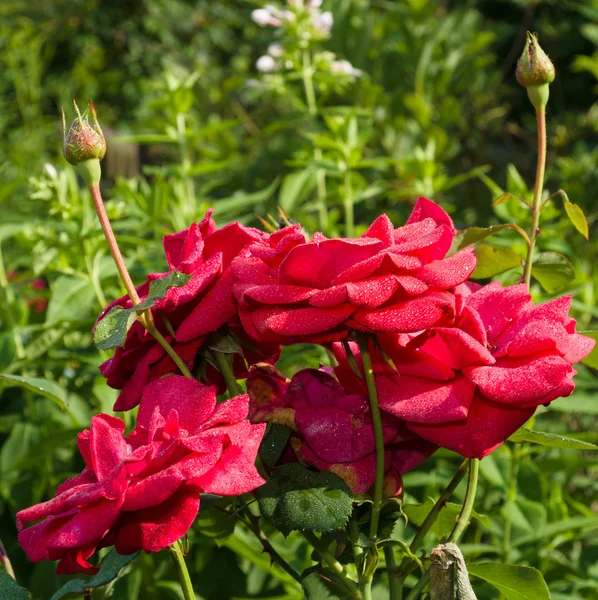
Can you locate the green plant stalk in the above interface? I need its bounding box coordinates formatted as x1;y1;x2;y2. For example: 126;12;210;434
213;350;243;396
404;459;480;600
0;244;25;360
89;184;193;378
395;459;468;588
301;531;359;597
384;545;400;600
169;539;195;600
302;50;329;232
502;445;521;563
357;333;385;539
523;106;547;288
176;112;195;219
344;169;354;237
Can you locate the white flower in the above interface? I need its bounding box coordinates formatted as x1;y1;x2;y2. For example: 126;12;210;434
256;55;278;73
251;8;273;26
313;10;333;35
43;163;58;179
331;59;362;77
308;0;323;8
268;43;285;57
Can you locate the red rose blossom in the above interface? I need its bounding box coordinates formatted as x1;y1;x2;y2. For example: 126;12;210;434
247;365;437;495
231;198;476;344
17;376;265;574
96;211;279;411
334;282;595;459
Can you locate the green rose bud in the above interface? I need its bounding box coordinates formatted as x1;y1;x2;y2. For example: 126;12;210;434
516;32;555;111
62;100;106;185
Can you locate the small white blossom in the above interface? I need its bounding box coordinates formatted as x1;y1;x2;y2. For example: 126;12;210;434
268;43;285;57
256;55;279;73
308;0;323;8
313;10;333;35
44;163;58;179
331;60;362;78
251;8;273;26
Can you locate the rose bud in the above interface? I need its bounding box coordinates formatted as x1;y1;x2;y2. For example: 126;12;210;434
516;32;555;110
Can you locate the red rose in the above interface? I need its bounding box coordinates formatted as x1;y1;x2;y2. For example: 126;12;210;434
17;376;265;574
96;211;278;411
247;365;437;495
335;282;595;459
232;198;476;344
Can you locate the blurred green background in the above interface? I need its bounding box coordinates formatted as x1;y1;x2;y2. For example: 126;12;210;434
1;1;597;598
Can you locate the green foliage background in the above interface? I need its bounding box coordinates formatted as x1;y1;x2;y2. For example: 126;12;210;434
0;0;597;598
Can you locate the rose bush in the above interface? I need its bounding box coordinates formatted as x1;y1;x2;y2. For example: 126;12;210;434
232;198;476;343
17;376;265;574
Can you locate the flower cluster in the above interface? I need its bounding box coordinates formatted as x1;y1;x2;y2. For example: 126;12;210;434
17;197;594;575
250;1;361;82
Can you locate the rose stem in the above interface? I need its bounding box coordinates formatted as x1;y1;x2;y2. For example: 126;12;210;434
301;531;359;597
301;49;328;233
213;350;243;396
356;333;385;540
89;183;192;379
523;105;547;288
169;539;195;600
0;537;16;580
384;545;400;600
404;458;480;600
395;459;469;590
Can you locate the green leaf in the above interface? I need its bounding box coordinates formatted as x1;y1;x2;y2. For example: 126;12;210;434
257;464;352;536
301;572;344;599
260;424;293;468
195;504;236;539
563;199;589;239
93;306;136;351
93;271;191;350
0;570;29;600
471;244;522;279
46;276;97;324
549;391;598;414
450;224;512;254
0;374;67;409
509;427;598;450
49;549;140;599
467;563;550;600
531;252;575;293
279;169;317;213
580;331;598;369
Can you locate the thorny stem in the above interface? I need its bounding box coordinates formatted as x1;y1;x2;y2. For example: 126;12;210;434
405;459;480;600
395;459;468;589
89;184;193;379
214;350;243;397
523;107;547;288
242;509;302;583
169;539;195;600
301;531;359;597
302;50;329;233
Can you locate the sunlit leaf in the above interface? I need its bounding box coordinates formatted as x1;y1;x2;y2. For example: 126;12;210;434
563;199;589;239
467;563;550;600
531;252;575;293
471;244;522;278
